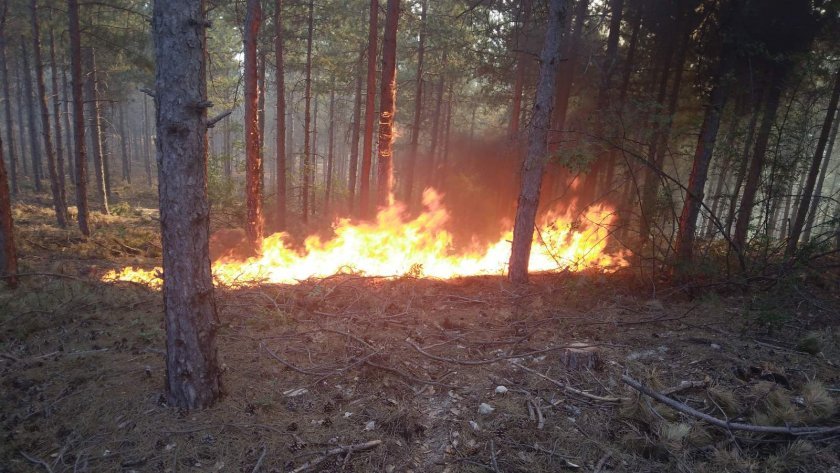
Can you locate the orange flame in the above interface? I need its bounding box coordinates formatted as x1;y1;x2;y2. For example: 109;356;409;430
103;189;628;287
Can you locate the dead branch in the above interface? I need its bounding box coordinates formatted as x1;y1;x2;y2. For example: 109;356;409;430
407;339;607;366
622;375;840;436
139;87;155;98
511;362;622;403
207;110;233;128
290;440;382;473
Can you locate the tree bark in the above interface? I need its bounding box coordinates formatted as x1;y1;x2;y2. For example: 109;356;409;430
67;0;89;236
347;47;364;213
274;0;286;229
0;130;16;288
153;0;222;410
143;94;152;186
48;28;68;205
508;0;532;138
31;0;67;227
22;41;44;193
117;103;131;183
359;0;378;217
802;106;839;242
376;0;399;208
302;0;313;223
244;0;263;251
786;66;840;255
404;0;426;204
733;68;786;252
84;48;109;214
674;55;732;264
508;0;567;284
61;63;74;186
0;5;18;196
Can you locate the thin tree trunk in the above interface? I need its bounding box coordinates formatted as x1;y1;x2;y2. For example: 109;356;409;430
153;0;221;410
0;7;18;196
68;0;89;235
674;54;732;265
48;28;67;205
274;0;286;229
258;50;266;191
84;48;109;214
31;0;66;227
359;0;378;217
22;41;44;192
734;67;786;252
302;0;313;223
243;0;263;251
143;94;152;186
0;130;16;288
118;103;130;182
61;63;74;186
802;106;839;243
312;95;318;216
404;0;426;203
787;65;840;255
724;88;762;236
427;74;444;186
325;85;335;213
509;0;532;138
509;0;567;284
347;47;364;212
703;105;740;239
376;0;399;208
15;55;30;178
551;0;587;135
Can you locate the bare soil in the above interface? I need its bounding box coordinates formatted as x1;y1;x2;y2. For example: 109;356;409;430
2;199;840;473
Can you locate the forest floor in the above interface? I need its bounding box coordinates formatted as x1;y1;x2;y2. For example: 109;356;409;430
2;192;840;473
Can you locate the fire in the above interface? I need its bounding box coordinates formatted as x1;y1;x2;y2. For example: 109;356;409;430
103;189;628;287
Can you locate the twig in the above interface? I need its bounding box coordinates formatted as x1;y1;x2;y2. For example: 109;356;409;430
407;339;607;366
621;375;840;436
20;451;54;473
512;362;622;403
490;440;500;473
250;446;267;473
290;440;382;473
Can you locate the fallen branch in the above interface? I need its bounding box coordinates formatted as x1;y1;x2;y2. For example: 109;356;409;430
290;440;382;473
408;339;606;366
250;446;267;473
622;375;840;436
512;362;622;403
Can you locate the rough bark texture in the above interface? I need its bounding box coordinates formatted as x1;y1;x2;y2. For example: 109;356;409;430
84;48;109;214
786;65;840;256
376;0;400;208
0;130;16;288
302;0;313;223
508;0;566;284
734;68;786;253
359;0;378;217
153;0;222;410
674;57;731;264
0;6;17;196
274;0;286;229
67;0;89;236
405;0;426;203
244;0;263;251
348;47;364;212
48;29;68;205
31;0;67;228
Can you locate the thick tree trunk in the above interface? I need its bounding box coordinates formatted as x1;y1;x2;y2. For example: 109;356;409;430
22;41;44;192
404;0;426;204
31;0;66;227
84;48;109;214
786;66;840;255
302;0;313;223
153;0;221;410
803;106;839;242
508;0;532;138
244;0;263;251
376;0;399;208
48;29;67;204
0;13;18;196
508;0;566;284
67;0;89;236
674;57;731;264
0;131;16;288
347;47;364;213
274;0;286;229
733;69;786;252
359;0;378;217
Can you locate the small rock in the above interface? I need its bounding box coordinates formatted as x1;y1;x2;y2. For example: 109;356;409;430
710;343;721;350
385;465;395;473
495;385;508;394
469;421;480;431
478;403;494;415
364;420;375;431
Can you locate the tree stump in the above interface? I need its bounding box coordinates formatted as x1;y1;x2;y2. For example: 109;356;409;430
560;343;601;371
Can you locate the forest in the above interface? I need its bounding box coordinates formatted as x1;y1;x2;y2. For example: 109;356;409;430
1;0;840;471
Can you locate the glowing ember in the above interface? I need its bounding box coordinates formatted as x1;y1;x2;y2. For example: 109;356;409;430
103;189;628;287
